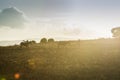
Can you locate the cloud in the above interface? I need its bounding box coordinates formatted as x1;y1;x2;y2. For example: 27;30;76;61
0;7;27;28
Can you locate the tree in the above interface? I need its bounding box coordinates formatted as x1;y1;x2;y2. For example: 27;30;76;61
20;40;30;47
30;40;36;44
48;38;54;43
40;38;47;43
111;27;120;38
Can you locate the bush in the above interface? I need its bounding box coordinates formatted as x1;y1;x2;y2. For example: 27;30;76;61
111;27;120;38
40;38;47;43
48;38;55;43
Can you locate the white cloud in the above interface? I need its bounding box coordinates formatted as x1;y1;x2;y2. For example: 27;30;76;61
0;7;27;28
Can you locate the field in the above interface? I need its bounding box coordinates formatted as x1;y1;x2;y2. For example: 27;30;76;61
0;38;120;80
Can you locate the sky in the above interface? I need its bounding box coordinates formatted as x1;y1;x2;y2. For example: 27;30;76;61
0;0;120;41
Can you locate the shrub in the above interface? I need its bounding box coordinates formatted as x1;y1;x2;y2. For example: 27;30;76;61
40;38;47;43
48;38;55;43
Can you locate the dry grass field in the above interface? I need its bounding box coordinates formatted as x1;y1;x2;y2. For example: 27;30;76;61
0;38;120;80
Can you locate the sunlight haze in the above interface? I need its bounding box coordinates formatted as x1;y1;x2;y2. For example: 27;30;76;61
0;0;120;41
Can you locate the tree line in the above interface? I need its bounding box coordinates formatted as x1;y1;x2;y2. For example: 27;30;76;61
19;26;120;48
20;38;55;47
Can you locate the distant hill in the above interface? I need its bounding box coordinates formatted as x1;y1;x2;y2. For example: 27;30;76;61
0;38;40;46
0;37;81;46
0;40;22;46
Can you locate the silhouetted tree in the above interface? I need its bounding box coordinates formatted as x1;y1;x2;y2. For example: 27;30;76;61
111;27;120;38
30;40;36;44
20;40;30;47
40;38;47;43
20;40;36;48
48;38;55;43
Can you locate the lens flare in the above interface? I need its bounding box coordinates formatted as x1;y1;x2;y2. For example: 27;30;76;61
14;73;20;79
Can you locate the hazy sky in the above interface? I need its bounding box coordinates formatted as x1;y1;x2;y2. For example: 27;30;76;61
0;0;120;41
